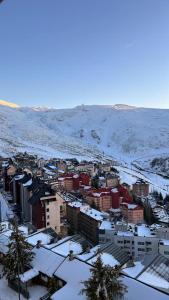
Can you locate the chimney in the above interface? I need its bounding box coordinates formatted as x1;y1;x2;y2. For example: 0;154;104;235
69;250;74;261
36;240;42;248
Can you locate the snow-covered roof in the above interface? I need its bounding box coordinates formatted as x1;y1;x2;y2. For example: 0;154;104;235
83;186;91;190
138;269;169;290
27;232;52;246
45;236;73;249
32;247;64;277
23;179;32;187
88;252;119;267
137;224;153;237
123;261;145;278
51;256;169;300
99;220;112;230
19;268;39;283
14;174;24;180
160;239;169;246
52;240;82;257
80;207;104;221
123;276;169;300
18;225;29;236
77;245;100;261
58;177;65;181
122;203;139;210
73;174;79;179
52;258;91;300
111;188;118;193
68;201;85;208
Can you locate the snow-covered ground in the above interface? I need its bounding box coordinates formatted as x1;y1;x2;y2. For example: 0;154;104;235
0;103;169;164
115;166;169;197
0;102;168;193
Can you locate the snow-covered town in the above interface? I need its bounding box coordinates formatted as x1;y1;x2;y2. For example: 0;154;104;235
0;1;169;299
0;153;169;299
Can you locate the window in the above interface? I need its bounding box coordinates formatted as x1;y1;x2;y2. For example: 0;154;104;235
46;208;49;212
146;248;152;252
146;241;151;245
164;251;169;255
138;248;145;252
138;242;144;245
47;215;50;219
47;222;50;226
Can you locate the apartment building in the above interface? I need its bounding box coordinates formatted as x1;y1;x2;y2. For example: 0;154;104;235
28;183;62;233
86;189;112;211
66;201;107;244
132;179;149;197
121;203;144;224
79;207;105;244
99;222;169;259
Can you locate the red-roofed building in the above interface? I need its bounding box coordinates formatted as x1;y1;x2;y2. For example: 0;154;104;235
58;173;90;192
86;188;112;211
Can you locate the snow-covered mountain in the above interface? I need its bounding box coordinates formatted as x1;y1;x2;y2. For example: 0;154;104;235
0;101;169;165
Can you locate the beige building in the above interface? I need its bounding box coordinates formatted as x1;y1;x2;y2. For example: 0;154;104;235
106;175;119;188
40;194;62;234
86;192;112;211
121;203;144;224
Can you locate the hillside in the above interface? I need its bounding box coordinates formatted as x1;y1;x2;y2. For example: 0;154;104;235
0;101;169;166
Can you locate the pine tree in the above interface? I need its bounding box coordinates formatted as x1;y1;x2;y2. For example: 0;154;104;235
91;175;99;189
81;254;127;300
164;194;169;203
3;219;34;281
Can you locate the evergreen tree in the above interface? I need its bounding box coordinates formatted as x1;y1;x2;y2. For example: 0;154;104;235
3;219;34;281
81;254;127;300
164;194;169;203
91;175;99;189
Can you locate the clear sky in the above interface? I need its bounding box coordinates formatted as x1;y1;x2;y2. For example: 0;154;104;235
0;0;168;108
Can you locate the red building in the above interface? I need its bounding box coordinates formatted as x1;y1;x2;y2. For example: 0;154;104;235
59;173;90;191
118;185;132;203
111;185;132;209
111;188;122;209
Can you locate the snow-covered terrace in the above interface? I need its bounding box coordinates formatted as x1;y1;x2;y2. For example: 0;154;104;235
99;221;156;238
26;232;53;246
51;240;82;256
80;207;106;221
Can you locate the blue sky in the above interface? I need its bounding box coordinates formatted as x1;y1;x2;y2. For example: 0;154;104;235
0;0;168;108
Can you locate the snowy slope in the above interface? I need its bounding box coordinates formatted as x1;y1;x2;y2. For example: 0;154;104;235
0;102;169;164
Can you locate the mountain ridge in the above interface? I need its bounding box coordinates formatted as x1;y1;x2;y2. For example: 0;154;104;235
0;99;168;111
0;102;168;166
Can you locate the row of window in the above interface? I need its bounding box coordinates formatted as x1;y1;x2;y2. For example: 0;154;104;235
117;240;152;246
